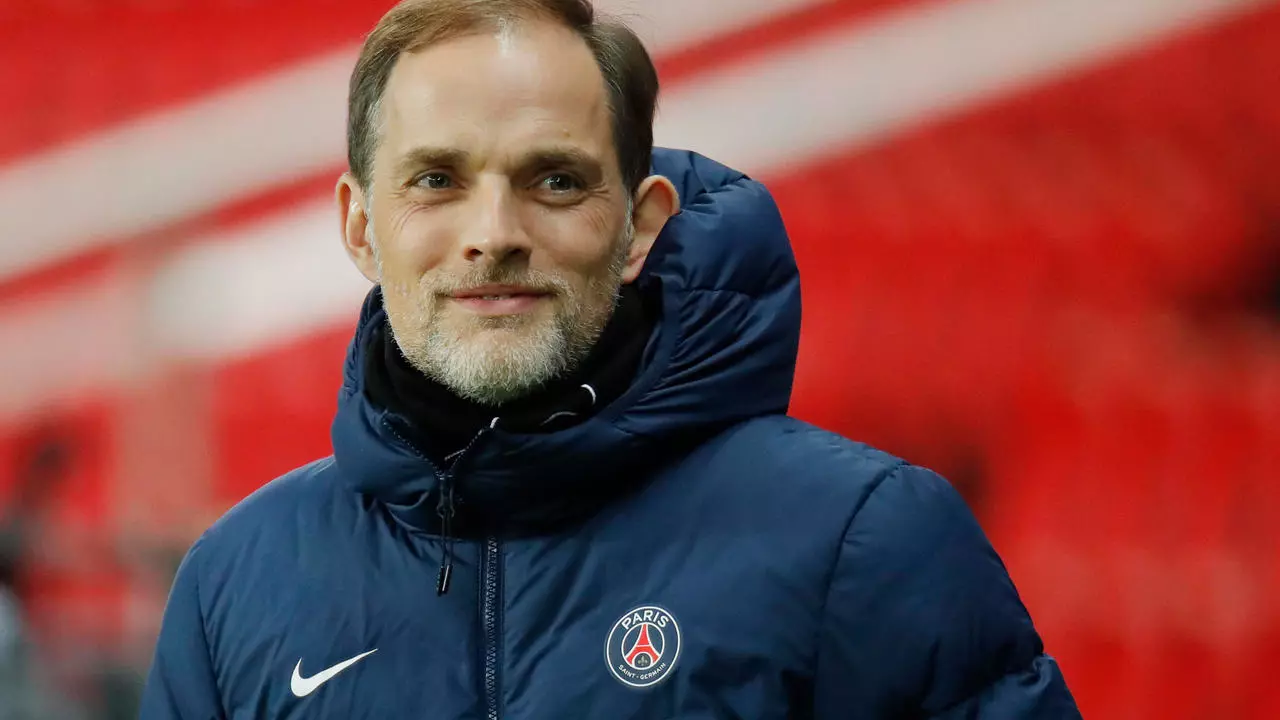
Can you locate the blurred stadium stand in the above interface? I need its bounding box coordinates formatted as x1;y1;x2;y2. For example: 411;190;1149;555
1;0;1277;717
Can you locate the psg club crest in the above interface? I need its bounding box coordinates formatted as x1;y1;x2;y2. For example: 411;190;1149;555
604;605;681;688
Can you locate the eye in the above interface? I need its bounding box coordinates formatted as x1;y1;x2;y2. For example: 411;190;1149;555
540;173;582;194
415;172;454;190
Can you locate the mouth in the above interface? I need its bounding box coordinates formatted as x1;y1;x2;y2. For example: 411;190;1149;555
447;285;552;316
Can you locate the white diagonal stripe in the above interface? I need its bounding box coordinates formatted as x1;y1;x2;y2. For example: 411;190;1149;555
653;0;1274;174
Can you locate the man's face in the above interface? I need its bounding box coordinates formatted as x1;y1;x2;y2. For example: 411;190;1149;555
358;20;635;405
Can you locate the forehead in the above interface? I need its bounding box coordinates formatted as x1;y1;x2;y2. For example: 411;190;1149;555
380;20;614;170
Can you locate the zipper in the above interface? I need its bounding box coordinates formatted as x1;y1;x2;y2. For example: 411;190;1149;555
482;536;502;720
430;419;498;596
382;415;501;710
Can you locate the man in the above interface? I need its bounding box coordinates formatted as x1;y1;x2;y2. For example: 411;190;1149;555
141;0;1081;717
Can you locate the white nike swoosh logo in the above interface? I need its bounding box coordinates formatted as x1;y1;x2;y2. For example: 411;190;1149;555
290;649;377;698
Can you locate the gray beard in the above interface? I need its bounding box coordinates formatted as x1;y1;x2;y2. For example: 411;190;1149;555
375;219;633;406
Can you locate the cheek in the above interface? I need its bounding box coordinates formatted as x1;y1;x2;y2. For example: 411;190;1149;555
374;207;454;280
531;205;624;275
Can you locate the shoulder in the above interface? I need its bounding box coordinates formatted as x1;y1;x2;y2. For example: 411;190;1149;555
190;456;350;568
212;456;343;527
668;414;967;548
694;414;914;499
704;416;998;547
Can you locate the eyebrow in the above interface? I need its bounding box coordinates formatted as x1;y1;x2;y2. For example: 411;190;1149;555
393;146;472;179
516;146;603;175
393;144;604;180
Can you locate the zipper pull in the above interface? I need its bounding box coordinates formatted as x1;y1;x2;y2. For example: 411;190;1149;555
436;477;456;595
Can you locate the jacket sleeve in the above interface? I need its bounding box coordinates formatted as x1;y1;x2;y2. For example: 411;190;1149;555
139;537;226;720
813;464;1082;719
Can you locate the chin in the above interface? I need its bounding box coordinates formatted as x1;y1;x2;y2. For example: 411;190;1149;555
435;339;568;405
452;306;555;338
442;314;564;360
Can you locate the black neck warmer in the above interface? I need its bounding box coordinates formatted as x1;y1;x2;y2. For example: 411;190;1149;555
363;284;657;463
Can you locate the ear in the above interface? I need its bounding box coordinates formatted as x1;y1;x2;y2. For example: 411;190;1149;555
336;172;379;284
621;175;680;284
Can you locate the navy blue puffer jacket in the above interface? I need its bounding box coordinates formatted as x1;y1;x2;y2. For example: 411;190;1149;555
140;149;1081;719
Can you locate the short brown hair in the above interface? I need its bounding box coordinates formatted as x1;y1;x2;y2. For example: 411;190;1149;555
347;0;659;193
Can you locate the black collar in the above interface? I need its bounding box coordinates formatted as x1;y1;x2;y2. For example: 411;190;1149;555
363;284;658;464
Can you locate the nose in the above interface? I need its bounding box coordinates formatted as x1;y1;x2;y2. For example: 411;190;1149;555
460;177;531;265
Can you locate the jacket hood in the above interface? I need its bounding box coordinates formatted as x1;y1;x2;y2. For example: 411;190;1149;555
330;148;800;534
